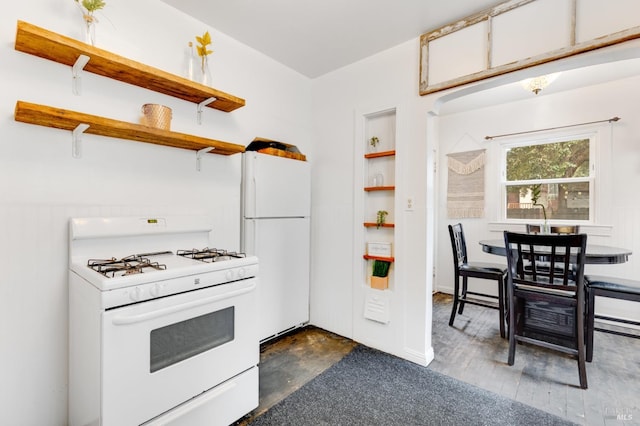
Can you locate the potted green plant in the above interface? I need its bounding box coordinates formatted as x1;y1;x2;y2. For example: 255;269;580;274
369;136;380;152
195;31;214;85
530;184;549;232
74;0;106;46
371;259;391;289
376;210;388;229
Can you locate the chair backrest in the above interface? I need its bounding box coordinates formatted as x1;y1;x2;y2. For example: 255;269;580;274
448;223;468;268
503;231;589;389
504;231;587;288
526;224;580;234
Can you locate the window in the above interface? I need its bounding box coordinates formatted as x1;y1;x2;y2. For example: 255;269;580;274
502;136;593;222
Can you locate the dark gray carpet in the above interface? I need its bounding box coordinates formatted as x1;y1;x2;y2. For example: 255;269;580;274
249;345;576;426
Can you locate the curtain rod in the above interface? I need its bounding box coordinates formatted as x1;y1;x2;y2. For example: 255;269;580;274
484;117;621;140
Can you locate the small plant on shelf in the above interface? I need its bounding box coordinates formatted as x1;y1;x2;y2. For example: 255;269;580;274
369;136;380;148
74;0;106;46
372;260;391;277
376;210;388;229
74;0;106;19
195;30;214;84
371;259;391;289
196;31;214;68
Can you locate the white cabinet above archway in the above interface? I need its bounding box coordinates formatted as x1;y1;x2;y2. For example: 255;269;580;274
420;0;640;95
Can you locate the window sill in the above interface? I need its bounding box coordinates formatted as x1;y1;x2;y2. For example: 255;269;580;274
487;222;613;237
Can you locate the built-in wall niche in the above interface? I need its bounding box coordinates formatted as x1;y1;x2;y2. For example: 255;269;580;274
362;108;396;293
420;0;640;95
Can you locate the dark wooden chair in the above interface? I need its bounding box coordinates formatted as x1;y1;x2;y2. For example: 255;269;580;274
503;231;588;389
448;223;507;338
525;224;581;278
585;275;640;362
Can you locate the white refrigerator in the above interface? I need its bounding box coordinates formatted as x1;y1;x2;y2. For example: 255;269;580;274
241;151;311;342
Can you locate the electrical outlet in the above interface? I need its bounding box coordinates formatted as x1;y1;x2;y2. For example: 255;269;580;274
406;196;414;211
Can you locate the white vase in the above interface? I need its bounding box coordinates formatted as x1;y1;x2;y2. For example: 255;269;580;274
82;15;96;46
372;173;384;187
197;55;212;86
183;42;196;81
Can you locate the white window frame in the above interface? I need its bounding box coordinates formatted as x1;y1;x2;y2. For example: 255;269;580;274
499;131;597;224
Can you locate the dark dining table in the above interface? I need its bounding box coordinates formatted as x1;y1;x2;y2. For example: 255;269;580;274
479;239;632;264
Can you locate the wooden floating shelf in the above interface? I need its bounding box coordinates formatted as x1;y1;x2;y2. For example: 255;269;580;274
364;186;395;192
257;147;307;161
363;222;395;228
363;255;395;262
14;101;245;156
14;20;245;112
365;150;396;159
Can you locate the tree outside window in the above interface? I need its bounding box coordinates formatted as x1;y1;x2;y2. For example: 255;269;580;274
503;138;592;222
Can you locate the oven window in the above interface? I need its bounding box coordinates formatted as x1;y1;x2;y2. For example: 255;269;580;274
150;307;234;373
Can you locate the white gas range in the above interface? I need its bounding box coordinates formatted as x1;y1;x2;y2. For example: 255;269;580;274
68;216;259;426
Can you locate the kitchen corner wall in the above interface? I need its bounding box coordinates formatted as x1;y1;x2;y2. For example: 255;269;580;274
0;1;312;424
310;44;436;365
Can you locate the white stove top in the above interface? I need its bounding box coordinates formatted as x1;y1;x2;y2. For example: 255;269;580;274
68;216;258;308
70;251;258;290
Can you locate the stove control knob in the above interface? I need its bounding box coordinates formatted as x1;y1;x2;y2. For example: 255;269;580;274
149;283;162;298
238;268;247;278
129;287;143;302
225;269;235;281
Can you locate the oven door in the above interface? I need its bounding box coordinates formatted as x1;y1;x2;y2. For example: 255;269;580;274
101;278;258;426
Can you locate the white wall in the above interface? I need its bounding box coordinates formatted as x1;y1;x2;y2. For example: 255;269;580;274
0;1;312;424
310;43;436;365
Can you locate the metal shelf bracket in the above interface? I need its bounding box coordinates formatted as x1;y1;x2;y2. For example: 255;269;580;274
72;54;91;95
196;147;214;171
197;97;217;124
72;123;90;158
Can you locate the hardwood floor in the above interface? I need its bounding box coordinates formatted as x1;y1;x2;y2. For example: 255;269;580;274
238;292;640;425
432;292;640;426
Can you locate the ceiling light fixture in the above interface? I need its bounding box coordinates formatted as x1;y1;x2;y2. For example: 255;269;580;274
521;73;560;95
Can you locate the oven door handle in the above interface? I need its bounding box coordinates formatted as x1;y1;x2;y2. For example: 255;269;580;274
111;282;256;326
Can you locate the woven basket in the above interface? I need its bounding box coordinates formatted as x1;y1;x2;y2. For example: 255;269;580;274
142;104;172;130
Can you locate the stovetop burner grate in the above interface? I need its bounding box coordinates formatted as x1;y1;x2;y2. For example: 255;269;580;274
88;253;168;278
177;247;246;263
